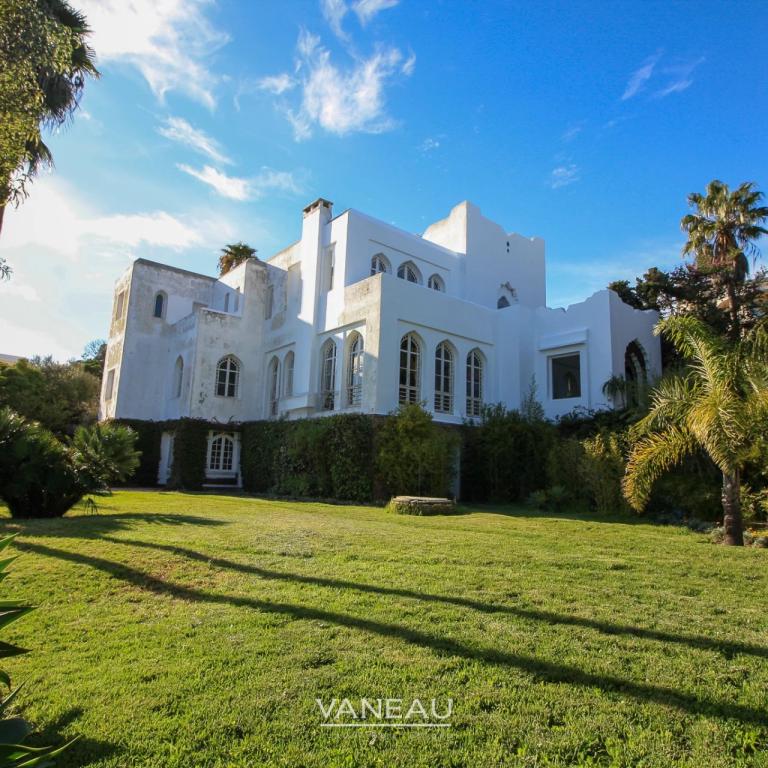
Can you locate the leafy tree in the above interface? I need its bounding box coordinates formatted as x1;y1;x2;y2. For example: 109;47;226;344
81;338;106;378
0;357;99;435
623;316;768;546
0;408;140;517
218;242;257;276
0;0;98;236
681;180;768;341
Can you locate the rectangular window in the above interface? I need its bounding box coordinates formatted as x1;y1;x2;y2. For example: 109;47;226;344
551;353;581;399
105;369;115;400
265;285;274;319
114;290;125;320
325;245;335;291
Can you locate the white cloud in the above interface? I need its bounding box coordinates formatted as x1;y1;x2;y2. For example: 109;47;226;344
654;57;705;98
419;137;440;152
549;164;580;189
78;0;229;109
354;0;400;25
621;51;662;100
178;164;252;201
257;74;298;95
321;0;349;38
561;122;584;142
178;164;303;201
158;117;231;165
284;29;412;139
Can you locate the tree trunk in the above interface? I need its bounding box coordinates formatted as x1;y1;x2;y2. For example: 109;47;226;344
726;280;740;342
721;470;744;546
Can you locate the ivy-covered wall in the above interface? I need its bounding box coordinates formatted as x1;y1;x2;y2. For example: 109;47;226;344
111;418;164;487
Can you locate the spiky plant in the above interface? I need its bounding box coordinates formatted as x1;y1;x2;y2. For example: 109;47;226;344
623;315;768;545
218;242;257;276
681;180;768;340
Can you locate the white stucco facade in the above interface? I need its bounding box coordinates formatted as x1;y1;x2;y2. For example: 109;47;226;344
100;198;660;484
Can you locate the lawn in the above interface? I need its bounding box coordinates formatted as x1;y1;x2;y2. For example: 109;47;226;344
1;491;767;767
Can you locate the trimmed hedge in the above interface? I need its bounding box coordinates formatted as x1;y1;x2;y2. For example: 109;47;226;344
111;419;164;486
169;419;210;491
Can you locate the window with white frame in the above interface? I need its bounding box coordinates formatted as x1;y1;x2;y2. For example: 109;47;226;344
104;368;115;401
399;333;421;405
216;356;239;397
551;353;581;399
466;349;484;417
173;356;183;398
434;342;454;413
208;433;234;472
397;261;421;284
346;333;364;406
268;356;280;417
370;253;390;276
284;351;295;397
428;274;445;292
153;291;166;319
320;339;337;410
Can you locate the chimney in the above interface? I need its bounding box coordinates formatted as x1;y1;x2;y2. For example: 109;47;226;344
302;197;333;222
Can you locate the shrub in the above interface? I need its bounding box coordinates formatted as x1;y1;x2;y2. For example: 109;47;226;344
169;419;209;490
386;497;456;515
525;489;548;510
546;438;588;504
376;404;457;498
580;431;629;515
0;408;139;518
111;419;164;486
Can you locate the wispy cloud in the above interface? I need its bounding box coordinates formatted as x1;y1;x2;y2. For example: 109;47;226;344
654;56;705;98
257;73;298;95
78;0;229;109
621;51;662;100
419;137;440;152
277;29;413;140
321;0;399;38
178;164;303;201
549;164;579;189
158;117;232;165
561;122;585;142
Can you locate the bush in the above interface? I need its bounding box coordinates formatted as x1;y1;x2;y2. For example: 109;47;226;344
111;419;164;486
0;408;139;518
169;419;209;490
386;497;456;515
580;431;629;515
376;404;457;498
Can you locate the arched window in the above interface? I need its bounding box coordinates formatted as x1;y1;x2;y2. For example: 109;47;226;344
434;342;454;413
624;340;647;406
216;356;239;397
428;274;445;292
399;333;421;405
173;356;184;398
208;433;234;472
497;296;510;309
284;351;295;397
466;349;484;417
320;339;337;410
153;291;166;319
268;356;280;417
346;333;364;406
371;253;390;276
397;261;422;284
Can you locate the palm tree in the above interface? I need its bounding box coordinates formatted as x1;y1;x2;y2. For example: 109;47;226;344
218;242;257;275
681;180;768;341
623;315;768;546
0;0;98;236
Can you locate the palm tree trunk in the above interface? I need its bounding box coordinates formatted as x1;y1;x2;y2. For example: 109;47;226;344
721;470;744;546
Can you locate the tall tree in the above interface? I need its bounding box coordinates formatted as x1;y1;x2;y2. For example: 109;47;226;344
623;316;768;546
681;180;768;341
0;0;99;236
218;242;257;276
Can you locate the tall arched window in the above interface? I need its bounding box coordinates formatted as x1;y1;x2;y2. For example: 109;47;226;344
397;261;422;284
216;356;239;397
268;356;280;417
428;274;445;292
371;254;390;276
284;351;295;397
153;291;166;319
434;342;454;413
346;333;364;406
208;433;234;472
399;333;421;405
320;339;337;410
173;356;184;398
466;349;484;417
624;340;647;407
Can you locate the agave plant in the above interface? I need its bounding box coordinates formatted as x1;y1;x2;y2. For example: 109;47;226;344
0;534;74;766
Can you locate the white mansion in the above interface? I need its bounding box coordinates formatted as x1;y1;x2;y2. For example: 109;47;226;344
100;198;660;485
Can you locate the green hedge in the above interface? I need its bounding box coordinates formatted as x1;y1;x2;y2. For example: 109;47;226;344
168;419;209;491
112;419;164;486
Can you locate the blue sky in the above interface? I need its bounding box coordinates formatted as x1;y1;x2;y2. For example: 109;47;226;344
1;0;766;359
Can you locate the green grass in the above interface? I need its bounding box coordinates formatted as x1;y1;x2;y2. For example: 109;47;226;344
1;491;767;767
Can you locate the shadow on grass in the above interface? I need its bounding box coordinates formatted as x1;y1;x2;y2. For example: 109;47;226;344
21;541;768;726
3;514;227;539
28;707;119;767
105;537;768;661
